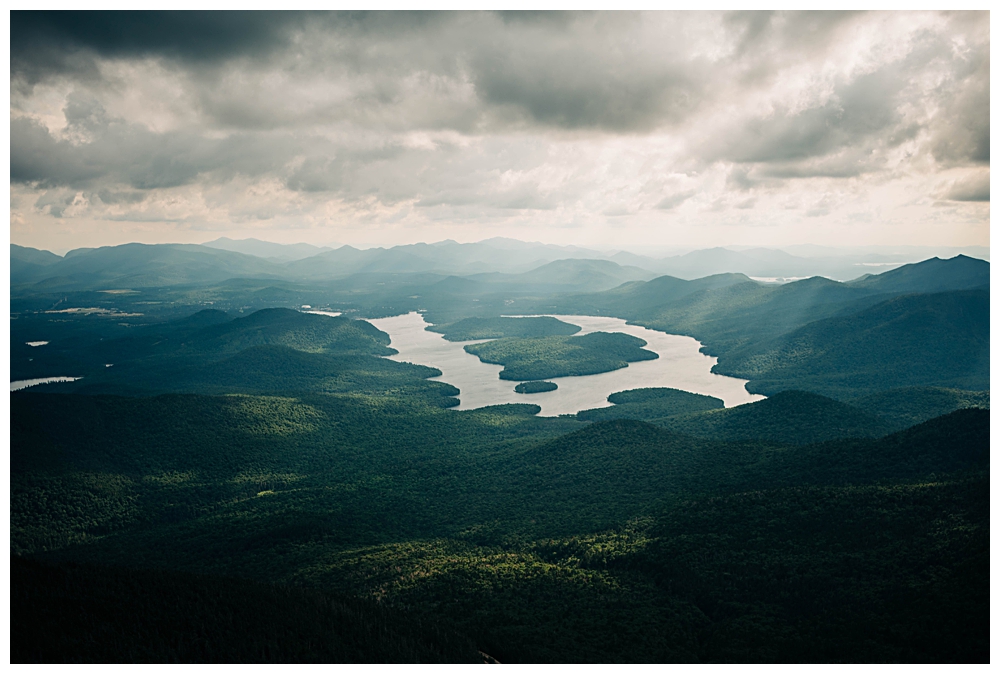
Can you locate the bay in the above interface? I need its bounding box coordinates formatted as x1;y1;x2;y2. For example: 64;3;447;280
368;312;763;416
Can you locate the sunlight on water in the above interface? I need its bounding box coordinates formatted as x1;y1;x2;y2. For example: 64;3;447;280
369;312;763;416
10;376;82;392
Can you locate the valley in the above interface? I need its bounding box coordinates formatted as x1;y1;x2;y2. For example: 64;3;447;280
10;11;989;664
9;239;990;663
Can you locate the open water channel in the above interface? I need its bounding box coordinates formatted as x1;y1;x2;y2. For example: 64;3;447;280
8;311;763;411
368;312;763;416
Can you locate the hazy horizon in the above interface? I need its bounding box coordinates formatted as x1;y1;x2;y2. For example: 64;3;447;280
9;14;991;654
11;11;990;253
11;236;993;262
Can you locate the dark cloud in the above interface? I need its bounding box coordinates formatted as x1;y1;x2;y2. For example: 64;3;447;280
11;116;105;186
284;156;344;193
11;95;307;189
8;10;992;242
11;11;308;85
14;10;986;145
12;11;714;134
929;47;989;166
467;13;707;132
715;68;906;166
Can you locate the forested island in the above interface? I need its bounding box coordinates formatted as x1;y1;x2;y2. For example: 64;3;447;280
515;380;558;394
428;316;581;341
465;332;658;380
9;241;990;664
9;9;990;664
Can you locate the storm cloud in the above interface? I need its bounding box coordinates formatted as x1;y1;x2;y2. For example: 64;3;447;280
9;11;990;251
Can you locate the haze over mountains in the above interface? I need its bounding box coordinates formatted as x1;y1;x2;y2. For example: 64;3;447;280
203;237;334;262
10;9;989;664
10;237;989;404
10;238;990;292
10;234;989;664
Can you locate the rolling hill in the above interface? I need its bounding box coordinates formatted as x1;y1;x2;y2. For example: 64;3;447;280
577;387;725;423
579;389;892;445
11;243;285;289
848;254;989;294
663;390;893;444
203;237;334;262
717;290;989;397
182;308;396;356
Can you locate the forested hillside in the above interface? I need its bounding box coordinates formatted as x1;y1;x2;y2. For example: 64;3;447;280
9;6;991;663
11;388;988;662
546;255;989;399
716;290;989;396
465;331;658;380
10;247;989;663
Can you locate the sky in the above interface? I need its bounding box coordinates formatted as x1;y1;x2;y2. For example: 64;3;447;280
9;11;991;254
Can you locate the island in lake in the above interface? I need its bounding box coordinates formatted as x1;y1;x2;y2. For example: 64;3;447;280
514;380;558;394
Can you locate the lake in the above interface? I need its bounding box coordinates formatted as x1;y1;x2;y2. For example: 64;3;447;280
368;312;763;416
11;376;82;392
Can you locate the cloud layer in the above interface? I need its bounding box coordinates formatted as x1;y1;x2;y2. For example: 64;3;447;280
10;10;990;251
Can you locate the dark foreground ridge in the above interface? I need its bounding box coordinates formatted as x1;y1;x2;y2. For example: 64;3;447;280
9;248;990;663
11;556;482;664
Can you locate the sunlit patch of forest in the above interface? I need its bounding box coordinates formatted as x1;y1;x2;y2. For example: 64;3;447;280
10;252;990;663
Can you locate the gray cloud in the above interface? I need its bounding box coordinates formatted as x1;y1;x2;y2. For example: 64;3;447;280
692;15;988;196
711;67;909;167
12;12;717;134
96;189;147;205
12;105;302;190
726;167;757;191
928;49;989;166
655;190;696;210
466;13;709;132
10;11;310;87
757;148;890;180
8;11;991;250
941;172;990;202
730;11;862;61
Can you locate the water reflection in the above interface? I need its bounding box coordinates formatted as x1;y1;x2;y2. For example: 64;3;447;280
11;376;82;392
368;312;763;416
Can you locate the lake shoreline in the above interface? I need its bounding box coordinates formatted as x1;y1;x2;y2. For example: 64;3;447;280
369;312;763;416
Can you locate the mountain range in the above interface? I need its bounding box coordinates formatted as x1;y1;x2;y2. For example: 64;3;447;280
13;238;991;290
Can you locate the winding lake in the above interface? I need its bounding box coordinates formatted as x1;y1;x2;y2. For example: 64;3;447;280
368;312;763;416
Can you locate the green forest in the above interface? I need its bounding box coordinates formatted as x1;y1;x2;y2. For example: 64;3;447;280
465;331;658;380
10;247;990;664
515;380;559;394
428;316;581;341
